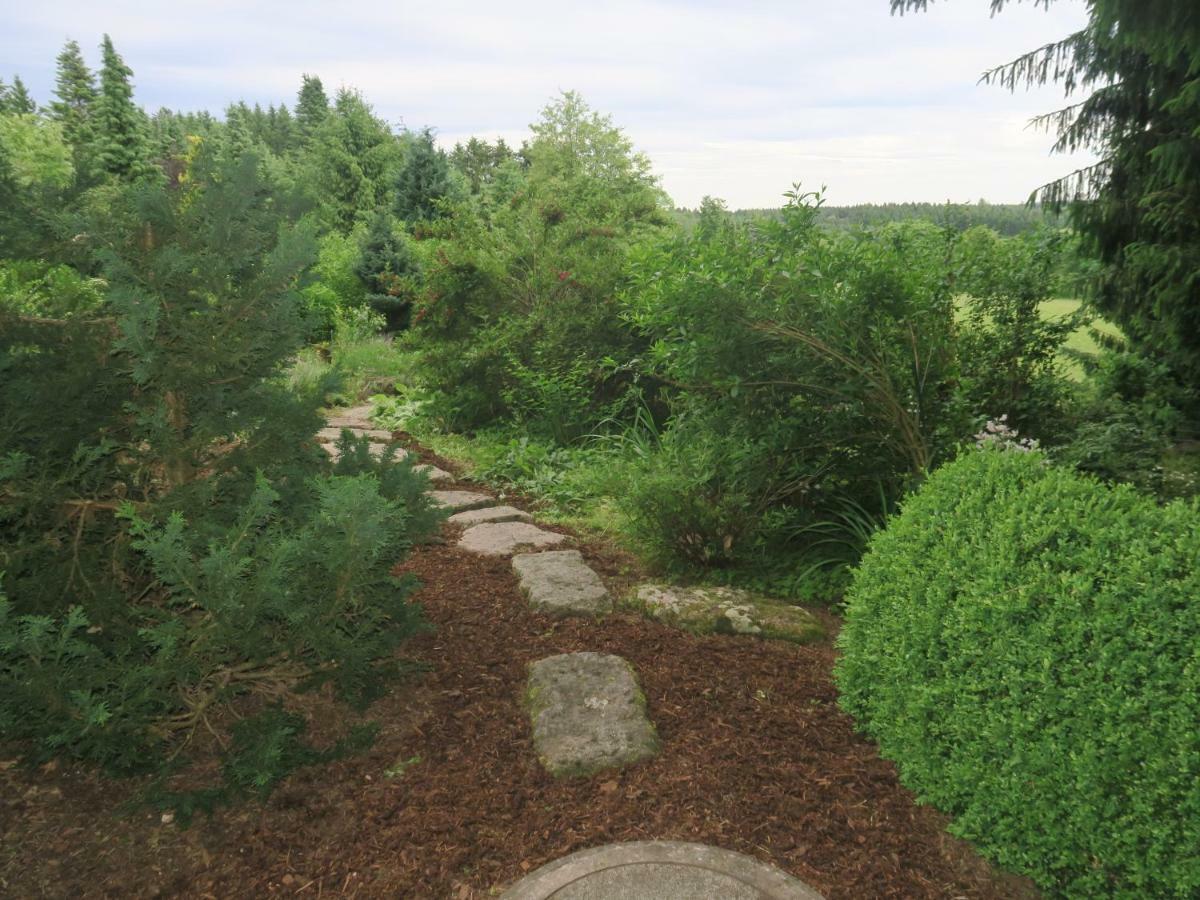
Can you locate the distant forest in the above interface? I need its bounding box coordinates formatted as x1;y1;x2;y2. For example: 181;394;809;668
673;200;1064;236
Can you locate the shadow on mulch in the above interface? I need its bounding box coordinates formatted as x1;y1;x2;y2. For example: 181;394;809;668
0;448;1039;900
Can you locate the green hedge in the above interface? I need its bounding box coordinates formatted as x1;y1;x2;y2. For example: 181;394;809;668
836;449;1200;897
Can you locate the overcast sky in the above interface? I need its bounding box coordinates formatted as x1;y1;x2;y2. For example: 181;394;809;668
1;0;1094;208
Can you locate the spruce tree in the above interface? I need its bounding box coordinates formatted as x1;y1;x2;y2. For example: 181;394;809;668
305;89;399;231
394;127;452;223
4;76;36;114
294;74;329;143
266;103;297;155
92;34;154;180
355;209;418;330
49;39;98;158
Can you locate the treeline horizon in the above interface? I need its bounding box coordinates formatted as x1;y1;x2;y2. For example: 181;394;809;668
673;199;1063;236
2;39;1059;231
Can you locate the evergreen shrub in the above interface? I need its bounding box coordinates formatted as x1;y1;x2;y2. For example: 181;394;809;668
836;448;1200;897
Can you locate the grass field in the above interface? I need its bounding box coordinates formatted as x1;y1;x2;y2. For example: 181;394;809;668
1039;297;1123;356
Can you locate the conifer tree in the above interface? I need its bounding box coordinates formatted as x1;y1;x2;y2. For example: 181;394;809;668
295;73;329;143
4;76;37;114
49;39;98;154
394;127;452;223
306;89;399;231
266;103;297;155
92;34;154;180
355;209;418;330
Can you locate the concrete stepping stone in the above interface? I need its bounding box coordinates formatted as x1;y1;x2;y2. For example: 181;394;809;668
447;505;532;526
413;464;452;483
428;489;494;512
629;584;823;644
458;522;566;556
499;841;825;899
316;426;393;443
512;550;610;617
525;652;659;778
322;442;404;463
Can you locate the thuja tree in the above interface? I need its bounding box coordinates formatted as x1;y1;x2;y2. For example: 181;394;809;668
895;0;1200;401
0;143;439;788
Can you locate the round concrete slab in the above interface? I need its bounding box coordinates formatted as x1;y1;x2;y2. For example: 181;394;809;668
499;842;823;899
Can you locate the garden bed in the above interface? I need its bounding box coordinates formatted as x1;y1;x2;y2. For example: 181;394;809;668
0;465;1036;899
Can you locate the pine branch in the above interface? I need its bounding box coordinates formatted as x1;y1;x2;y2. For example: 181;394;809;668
1030;156;1115;209
891;0;1057;16
981;30;1091;94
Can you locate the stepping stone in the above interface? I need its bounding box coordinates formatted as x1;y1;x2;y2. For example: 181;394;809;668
316;426;393;443
428;490;493;512
322;442;405;463
414;464;452;483
459;522;566;556
629;584;823;644
512;550;610;617
325;404;375;429
499;841;825;899
525;652;659;778
447;505;532;526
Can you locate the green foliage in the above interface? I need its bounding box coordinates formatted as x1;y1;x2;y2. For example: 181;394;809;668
0;112;74;257
304;89;400;232
412;91;669;435
449;136;516;194
1054;345;1194;497
679;199;1064;236
394;128;452;224
0;76;37;115
299;228;368;338
0;142;435;793
49;39;98;177
356;211;419;330
836;448;1200;896
0;260;105;318
954;225;1079;433
0;115;71;189
294;74;329;144
617;191;1082;575
92;35;154;181
899;0;1200;413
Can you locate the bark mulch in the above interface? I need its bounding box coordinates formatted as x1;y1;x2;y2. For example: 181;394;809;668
0;465;1038;899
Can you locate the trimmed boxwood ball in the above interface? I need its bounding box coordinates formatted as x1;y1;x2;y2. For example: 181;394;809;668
835;448;1200;898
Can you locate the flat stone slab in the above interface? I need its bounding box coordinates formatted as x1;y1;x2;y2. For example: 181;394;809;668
526;653;659;778
628;584;823;644
316;426;393;443
459;522;567;556
324;405;375;429
512;550;610;617
322;442;404;463
428;490;494;512
413;464;452;482
448;505;532;526
500;841;824;899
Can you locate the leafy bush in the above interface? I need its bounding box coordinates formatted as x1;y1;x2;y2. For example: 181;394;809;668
1054;346;1195;498
836;448;1200;896
411;91;669;435
299;229;367;339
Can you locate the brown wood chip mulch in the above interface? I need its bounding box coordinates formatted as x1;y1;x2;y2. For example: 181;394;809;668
0;460;1038;900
